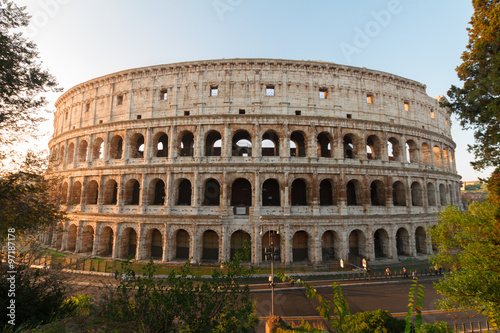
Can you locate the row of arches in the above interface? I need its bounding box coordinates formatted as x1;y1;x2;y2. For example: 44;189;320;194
61;176;457;208
51;128;455;170
53;222;430;263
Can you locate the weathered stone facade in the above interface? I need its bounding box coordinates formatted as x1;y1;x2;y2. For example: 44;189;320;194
45;58;461;265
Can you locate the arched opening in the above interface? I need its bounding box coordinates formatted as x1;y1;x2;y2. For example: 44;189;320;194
415;227;427;254
292;231;309;262
232;130;252;156
175;229;190;259
443;148;449;168
71;181;82;205
411;182;423;206
374;229;390;258
290;131;306;157
67;224;77;252
56;222;64;250
120;228;137;259
291;179;307;206
179;132;194;156
203;178;220;206
439;184;446;206
322;230;339;262
370;180;386;206
348;229;366;258
66;143;75;163
231;178;252;206
125;179;141;205
422;143;431;165
262;131;279;156
150;229;163;259
61;182;68;204
86;180;99;205
78;140;88;162
262;179;280;206
396;228;410;256
92;138;104;160
343;134;356;159
205;131;222;156
346;180;362;206
319;179;334;206
154;133;169;157
177;179;192;206
150;179;165;205
261;230;281;262
392;181;406;206
99;227;114;256
81;225;94;253
317;132;332;157
366;135;381;160
427;183;436;206
230;230;251;261
128;133;145;158
109;135;123;159
387;137;400;161
433;146;442;167
59;145;65;163
406;140;417;163
103;179;118;205
202;230;219;261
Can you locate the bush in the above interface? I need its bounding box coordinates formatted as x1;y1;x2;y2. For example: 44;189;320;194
346;309;406;333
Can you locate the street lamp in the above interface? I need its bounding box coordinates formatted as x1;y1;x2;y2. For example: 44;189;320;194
264;227;280;317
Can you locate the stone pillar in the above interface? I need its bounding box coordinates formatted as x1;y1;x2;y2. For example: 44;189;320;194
75;222;83;253
112;225;121;260
92;224;100;256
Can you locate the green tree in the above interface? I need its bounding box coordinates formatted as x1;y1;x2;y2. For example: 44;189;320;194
0;150;66;239
104;252;258;332
0;0;59;161
430;172;500;327
445;0;500;171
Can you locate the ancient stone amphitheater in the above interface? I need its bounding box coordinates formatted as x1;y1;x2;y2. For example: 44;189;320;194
46;58;461;266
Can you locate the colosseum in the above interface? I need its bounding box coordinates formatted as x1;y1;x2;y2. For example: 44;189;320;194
45;58;461;266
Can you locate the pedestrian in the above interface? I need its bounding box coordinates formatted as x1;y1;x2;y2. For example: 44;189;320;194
403;267;408;278
366;267;371;280
412;270;417;279
114;270;119;280
43;262;47;269
385;266;391;278
131;270;135;279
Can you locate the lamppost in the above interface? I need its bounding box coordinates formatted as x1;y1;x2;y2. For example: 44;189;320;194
262;224;280;317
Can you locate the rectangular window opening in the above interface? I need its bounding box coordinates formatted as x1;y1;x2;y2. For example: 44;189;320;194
266;85;275;96
430;110;435;119
117;95;123;105
99;120;103;124
160;89;168;100
137;115;142;119
295;110;301;115
239;109;245;114
347;114;352;119
210;86;218;97
404;101;410;111
319;89;328;99
184;111;190;116
367;94;374;104
85;103;90;112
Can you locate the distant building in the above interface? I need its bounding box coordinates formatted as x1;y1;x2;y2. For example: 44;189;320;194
43;59;462;265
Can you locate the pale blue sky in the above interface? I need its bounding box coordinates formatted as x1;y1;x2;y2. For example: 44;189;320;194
16;0;493;181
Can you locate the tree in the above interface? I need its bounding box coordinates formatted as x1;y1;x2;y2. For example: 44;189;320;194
430;170;500;327
0;150;66;239
0;0;59;165
445;0;500;171
103;252;258;332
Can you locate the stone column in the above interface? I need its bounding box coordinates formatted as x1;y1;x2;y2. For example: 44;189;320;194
92;224;100;256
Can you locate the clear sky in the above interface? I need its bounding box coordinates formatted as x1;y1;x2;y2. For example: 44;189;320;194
15;0;494;181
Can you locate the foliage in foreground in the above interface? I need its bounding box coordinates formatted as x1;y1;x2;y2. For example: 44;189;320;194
277;274;452;333
445;0;500;171
102;252;258;332
430;173;500;328
0;241;77;330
